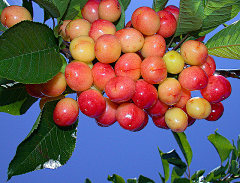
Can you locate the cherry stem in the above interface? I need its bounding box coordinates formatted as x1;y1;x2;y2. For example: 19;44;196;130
172;33;190;51
215;69;240;79
166;35;175;51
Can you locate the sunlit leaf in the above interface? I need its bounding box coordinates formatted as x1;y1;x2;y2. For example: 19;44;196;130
107;174;125;183
127;178;137;183
208;130;234;164
152;0;168;12
0;21;62;84
205;166;226;182
206;20;240;60
121;0;131;11
158;148;170;182
191;170;205;181
174;0;204;37
199;0;240;35
115;0;125;31
62;0;81;20
7;100;78;180
172;132;193;166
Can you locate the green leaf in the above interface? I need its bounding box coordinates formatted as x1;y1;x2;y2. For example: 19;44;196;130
62;0;81;20
107;174;125;183
120;0;131;11
206;20;240;60
158;172;165;183
7;99;78;180
191;170;205;181
171;166;187;183
199;0;240;35
161;149;187;169
174;0;204;37
85;178;92;183
237;135;240;153
208;130;234;164
152;0;169;12
0;21;62;84
127;178;137;183
33;0;60;18
114;0;126;31
229;160;239;175
173;178;190;183
0;0;8;32
158;148;170;182
205;166;226;181
0;77;37;115
138;175;155;183
172;132;193;166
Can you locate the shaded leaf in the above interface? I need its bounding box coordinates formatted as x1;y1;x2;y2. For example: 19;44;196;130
238;135;240;153
7;100;78;180
172;132;193;166
22;0;34;18
158;172;166;183
152;0;168;12
158;148;170;182
205;166;226;182
33;0;60;18
199;0;240;35
62;0;81;20
138;175;155;183
161;149;187;169
208;130;234;164
173;178;190;183
107;174;125;183
0;21;62;84
229;160;239;175
174;0;204;37
206;20;240;60
85;178;92;183
171;166;187;183
0;77;37;115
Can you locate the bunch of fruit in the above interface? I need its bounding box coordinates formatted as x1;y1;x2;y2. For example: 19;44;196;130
1;0;232;133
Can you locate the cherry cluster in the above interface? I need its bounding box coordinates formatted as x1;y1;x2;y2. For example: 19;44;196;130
1;1;232;133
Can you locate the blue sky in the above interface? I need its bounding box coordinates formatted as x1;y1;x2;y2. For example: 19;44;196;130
1;0;240;182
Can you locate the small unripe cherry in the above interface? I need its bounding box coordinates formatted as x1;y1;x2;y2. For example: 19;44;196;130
163;50;185;74
186;97;211;119
69;35;95;63
53;98;79;127
98;0;121;22
165;107;188;133
1;5;32;28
